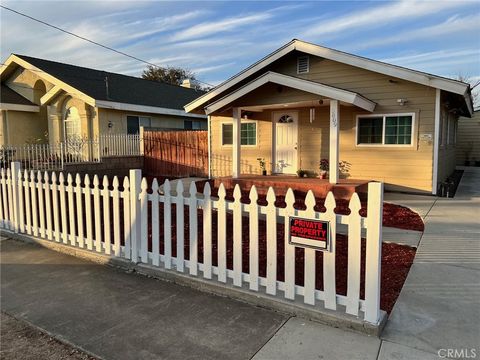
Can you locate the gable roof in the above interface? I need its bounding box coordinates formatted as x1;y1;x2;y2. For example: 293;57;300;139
0;83;39;112
205;71;376;114
185;39;473;115
1;54;206;117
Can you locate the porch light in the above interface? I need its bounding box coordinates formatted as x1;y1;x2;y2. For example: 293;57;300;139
310;107;315;123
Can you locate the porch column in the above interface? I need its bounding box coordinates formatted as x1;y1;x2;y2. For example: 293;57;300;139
232;107;241;178
329;100;339;184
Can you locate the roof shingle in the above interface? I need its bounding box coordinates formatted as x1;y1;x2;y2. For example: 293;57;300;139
15;54;205;110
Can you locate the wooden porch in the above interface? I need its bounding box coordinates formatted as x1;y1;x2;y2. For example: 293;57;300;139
212;175;370;200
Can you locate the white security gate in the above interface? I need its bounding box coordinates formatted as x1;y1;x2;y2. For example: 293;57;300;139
274;111;298;174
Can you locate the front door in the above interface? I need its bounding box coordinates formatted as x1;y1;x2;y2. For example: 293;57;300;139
274;111;298;174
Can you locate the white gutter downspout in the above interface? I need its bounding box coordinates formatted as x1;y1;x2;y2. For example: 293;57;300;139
432;88;441;195
207;115;212;178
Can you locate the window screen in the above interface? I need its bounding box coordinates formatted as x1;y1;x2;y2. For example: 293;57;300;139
357;117;383;144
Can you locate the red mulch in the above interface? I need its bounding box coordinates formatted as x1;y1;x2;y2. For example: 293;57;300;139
81;177;422;314
136;203;416;314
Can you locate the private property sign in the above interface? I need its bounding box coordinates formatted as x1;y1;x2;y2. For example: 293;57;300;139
289;217;331;251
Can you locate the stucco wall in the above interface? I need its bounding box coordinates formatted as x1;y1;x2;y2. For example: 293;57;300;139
210;52;439;193
3;68;50;144
97;109;192;135
0;110;48;145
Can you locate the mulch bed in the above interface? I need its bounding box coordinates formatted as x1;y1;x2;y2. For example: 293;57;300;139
65;177;423;314
137;201;416;314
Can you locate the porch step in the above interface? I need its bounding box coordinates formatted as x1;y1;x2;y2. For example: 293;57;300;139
212;176;369;200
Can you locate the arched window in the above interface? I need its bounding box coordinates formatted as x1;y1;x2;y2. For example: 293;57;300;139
64;106;81;141
278;114;294;123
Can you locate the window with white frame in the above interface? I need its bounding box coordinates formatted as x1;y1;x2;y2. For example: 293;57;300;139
127;115;151;134
222;121;257;146
356;114;414;146
64;106;82;141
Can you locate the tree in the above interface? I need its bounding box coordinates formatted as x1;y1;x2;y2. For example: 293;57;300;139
455;74;480;109
141;65;197;87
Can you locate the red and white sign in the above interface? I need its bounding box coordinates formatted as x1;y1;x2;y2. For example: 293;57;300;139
289;217;330;251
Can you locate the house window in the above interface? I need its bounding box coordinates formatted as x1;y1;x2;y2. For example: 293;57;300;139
127;116;151;134
64;106;82;141
222;122;257;146
357;114;414;146
385;115;413;144
184;120;207;130
297;56;309;74
357;116;383;144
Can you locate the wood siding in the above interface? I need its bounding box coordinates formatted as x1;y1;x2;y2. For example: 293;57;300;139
210;52;438;192
456;111;480;166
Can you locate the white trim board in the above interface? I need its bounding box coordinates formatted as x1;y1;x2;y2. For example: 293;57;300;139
0;103;39;112
185;39;472;114
204;72;376;114
432;89;441;195
96;100;206;119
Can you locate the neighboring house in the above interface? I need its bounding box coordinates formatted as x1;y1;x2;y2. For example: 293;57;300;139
0;54;206;146
457;110;480;166
185;39;473;195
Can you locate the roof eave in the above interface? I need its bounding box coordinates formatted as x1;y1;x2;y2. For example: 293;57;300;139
185;39;470;113
204;71;376;115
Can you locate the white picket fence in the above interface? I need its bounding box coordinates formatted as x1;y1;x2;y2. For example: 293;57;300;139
0;162;384;324
1;134;141;171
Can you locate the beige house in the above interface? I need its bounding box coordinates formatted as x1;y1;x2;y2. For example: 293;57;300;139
185;39;473;195
457;110;480;166
0;54;206;147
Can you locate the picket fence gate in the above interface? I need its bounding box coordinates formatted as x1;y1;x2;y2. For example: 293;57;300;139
0;162;383;325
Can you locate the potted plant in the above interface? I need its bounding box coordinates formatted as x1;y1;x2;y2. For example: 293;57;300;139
338;160;351;179
319;158;329;179
296;169;307;178
257;157;267;176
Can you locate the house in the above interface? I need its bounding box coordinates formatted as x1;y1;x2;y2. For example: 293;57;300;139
0;54;207;147
457;110;480;166
185;39;473;195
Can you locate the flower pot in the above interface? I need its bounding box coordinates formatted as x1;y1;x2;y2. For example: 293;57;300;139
319;170;328;179
262;170;267;176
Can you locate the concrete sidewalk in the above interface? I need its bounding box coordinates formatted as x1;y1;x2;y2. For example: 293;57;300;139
1;238;385;360
382;167;480;357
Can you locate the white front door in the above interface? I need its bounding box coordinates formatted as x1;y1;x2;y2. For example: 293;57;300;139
274;111;298;174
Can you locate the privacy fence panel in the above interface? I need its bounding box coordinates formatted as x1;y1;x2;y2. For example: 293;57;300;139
143;130;208;178
0;162;383;325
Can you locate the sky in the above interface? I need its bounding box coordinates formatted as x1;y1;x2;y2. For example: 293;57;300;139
1;0;479;91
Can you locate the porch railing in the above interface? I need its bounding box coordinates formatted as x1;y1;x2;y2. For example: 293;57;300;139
0;134;141;171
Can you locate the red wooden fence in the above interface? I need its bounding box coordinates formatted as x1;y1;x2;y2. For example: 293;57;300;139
143;130;208;178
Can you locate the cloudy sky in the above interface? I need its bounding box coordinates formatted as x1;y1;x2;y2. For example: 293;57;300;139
1;0;479;88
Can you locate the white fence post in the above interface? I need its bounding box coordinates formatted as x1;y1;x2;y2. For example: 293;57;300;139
364;181;384;324
129;168;142;263
10;162;21;233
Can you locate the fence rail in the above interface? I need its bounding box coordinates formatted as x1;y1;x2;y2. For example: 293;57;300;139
0;162;383;325
143;129;208;178
1;134;141;171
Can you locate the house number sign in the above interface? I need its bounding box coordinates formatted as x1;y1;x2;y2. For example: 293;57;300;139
288;217;331;251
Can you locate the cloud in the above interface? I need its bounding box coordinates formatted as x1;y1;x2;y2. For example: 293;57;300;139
170;13;272;42
303;0;472;39
354;14;480;50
